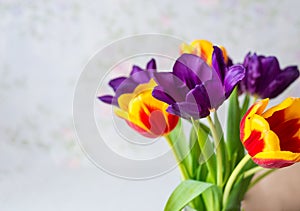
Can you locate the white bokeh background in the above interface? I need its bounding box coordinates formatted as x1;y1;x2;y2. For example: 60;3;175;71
1;0;300;210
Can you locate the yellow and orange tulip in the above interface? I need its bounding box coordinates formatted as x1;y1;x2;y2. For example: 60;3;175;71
114;79;179;138
180;39;229;66
240;97;300;168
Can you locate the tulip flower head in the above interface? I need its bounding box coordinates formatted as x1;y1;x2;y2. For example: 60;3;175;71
98;59;179;138
239;53;299;98
240;97;300;168
153;47;245;119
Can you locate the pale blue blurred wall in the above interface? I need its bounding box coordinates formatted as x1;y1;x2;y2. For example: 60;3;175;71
0;1;299;210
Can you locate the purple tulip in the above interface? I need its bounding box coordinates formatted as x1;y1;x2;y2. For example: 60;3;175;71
152;46;245;119
239;53;299;98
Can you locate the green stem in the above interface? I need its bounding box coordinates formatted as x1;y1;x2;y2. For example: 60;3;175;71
243;166;264;178
191;118;215;181
207;115;223;187
164;135;189;180
222;154;251;207
248;169;276;190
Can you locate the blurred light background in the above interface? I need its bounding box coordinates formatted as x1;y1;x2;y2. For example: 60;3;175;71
1;0;300;210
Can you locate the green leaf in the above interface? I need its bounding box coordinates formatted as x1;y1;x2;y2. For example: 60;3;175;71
199;122;210;135
202;185;222;211
240;94;250;118
164;180;214;211
226;88;244;168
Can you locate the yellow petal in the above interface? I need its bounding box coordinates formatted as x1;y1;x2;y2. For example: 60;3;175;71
262;129;281;152
243;113;280;154
118;93;135;111
133;79;157;95
180;43;195;54
117;79;157;112
262;97;300;120
114;107;129;120
241;98;269;141
254;151;300;161
253;151;300;168
191;40;213;64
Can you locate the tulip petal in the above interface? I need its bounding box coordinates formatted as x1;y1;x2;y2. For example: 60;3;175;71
272;119;300;153
260;66;299;98
253;151;300;168
243;53;262;94
167;102;210;119
180;43;197;55
203;79;225;109
243;114;280;156
109;77;127;92
263;97;300;127
130;65;143;76
190;40;213;63
131;70;152;84
146;58;157;71
256;56;281;92
186;84;211;112
152;87;176;105
224;64;245;98
173;54;210;89
153;72;188;102
114;77;139;99
211;46;226;81
240;98;269;142
98;95;114;105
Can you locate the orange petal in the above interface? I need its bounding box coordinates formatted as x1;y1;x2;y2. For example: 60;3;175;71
180;40;229;66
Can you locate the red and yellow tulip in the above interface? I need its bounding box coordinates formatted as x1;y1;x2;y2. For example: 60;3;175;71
180;39;229;66
240;97;300;168
114;79;179;138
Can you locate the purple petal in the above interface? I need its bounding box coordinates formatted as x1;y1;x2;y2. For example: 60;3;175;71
260;66;299;98
173;54;210;89
204;79;225;109
227;57;233;67
167;102;210;119
255;56;281;92
131;70;151;84
108;77;127;92
212;46;226;82
186;85;211;112
98;95;113;104
243;53;262;94
153;72;188;102
152;86;176;105
114;77;139;98
146;59;157;71
130;65;143;76
260;56;281;76
224;64;245;98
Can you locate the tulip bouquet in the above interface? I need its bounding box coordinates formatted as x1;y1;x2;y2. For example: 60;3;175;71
99;40;300;211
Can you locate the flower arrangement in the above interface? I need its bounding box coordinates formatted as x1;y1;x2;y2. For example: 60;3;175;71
98;39;299;211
